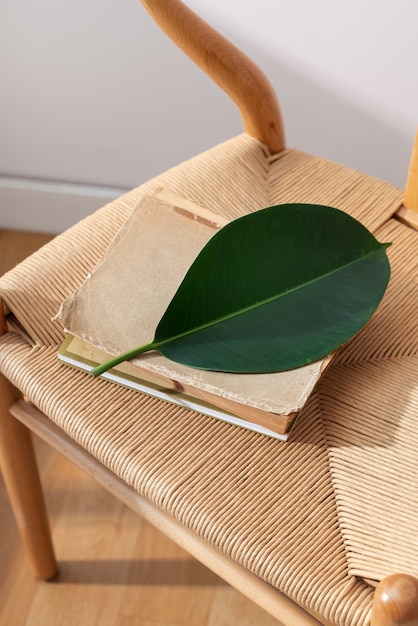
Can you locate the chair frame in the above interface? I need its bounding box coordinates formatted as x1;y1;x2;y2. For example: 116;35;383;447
1;2;418;624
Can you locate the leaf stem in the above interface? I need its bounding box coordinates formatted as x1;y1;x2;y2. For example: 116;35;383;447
92;341;157;377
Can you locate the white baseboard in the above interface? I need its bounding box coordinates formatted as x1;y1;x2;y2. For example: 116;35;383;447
0;176;128;234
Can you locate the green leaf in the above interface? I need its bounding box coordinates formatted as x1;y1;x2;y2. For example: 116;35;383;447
93;203;390;376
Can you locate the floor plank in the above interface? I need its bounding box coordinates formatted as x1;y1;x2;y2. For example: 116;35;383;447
0;229;282;625
0;228;54;274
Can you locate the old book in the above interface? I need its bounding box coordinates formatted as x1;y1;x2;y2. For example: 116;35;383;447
57;188;330;438
58;333;295;440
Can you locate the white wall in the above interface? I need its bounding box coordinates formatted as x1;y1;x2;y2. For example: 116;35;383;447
1;0;417;232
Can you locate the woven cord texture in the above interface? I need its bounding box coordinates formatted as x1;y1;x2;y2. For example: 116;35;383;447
0;135;401;348
0;134;408;625
0;334;373;626
321;218;418;581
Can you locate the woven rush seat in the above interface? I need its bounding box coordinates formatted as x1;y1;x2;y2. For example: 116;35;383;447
2;1;418;624
1;134;418;625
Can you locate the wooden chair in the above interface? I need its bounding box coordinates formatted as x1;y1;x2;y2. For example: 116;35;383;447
1;1;417;624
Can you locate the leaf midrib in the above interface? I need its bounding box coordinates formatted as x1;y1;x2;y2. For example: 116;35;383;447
153;244;387;350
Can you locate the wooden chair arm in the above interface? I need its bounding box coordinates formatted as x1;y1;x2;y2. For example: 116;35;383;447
140;0;285;154
395;128;418;229
404;129;418;214
371;574;418;626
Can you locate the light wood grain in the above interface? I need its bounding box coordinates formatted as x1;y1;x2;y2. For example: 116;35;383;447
0;229;54;275
395;205;418;230
0;374;57;581
404;129;418;213
371;574;418;626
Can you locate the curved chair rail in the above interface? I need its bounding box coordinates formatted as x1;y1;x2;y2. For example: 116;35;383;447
140;0;285;154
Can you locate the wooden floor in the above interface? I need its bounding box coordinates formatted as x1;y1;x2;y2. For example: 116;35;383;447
0;229;281;626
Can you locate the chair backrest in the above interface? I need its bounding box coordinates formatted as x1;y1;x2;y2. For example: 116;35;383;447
140;0;285;154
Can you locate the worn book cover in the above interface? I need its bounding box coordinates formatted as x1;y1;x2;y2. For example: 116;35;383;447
56;188;330;436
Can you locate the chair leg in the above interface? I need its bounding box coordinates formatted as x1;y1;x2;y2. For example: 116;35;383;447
0;372;58;580
371;574;418;626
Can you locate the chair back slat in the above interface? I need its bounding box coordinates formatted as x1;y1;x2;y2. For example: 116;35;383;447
404;129;418;213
